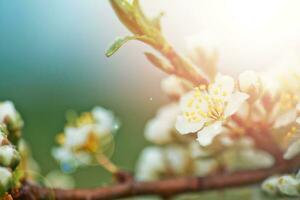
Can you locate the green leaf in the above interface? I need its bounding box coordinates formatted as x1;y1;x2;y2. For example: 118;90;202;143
106;35;153;57
105;36;136;57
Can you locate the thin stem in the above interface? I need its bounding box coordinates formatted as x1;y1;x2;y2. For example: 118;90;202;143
96;154;119;174
13;155;300;200
247;103;253;122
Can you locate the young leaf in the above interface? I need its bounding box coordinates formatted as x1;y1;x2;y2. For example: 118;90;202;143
106;36;136;57
106;35;154;57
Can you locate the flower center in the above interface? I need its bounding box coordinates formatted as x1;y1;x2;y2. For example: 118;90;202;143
183;85;226;123
279;92;299;112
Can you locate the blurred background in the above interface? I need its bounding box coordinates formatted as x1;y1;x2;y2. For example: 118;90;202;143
1;0;300;189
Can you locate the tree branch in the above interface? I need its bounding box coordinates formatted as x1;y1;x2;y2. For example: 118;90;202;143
13;155;300;200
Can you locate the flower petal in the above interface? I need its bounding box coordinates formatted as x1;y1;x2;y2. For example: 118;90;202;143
284;139;300;160
213;74;235;95
274;110;297;128
92;107;116;133
277;175;300;196
297;117;300;125
297;103;300;112
224;92;249;117
145;118;173;144
64;126;92;148
196;121;223;146
175;115;206;134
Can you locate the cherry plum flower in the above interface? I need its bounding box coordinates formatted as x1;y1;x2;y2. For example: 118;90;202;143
145;103;185;145
52;107;119;171
161;76;187;98
176;74;249;146
135;145;189;181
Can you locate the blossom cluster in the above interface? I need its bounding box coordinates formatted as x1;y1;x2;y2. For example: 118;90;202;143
136;137;274;181
0;101;24;196
136;35;300;187
262;172;300;197
52;107;120;172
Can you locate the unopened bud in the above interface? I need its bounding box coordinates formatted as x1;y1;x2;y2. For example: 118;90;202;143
0;146;20;169
262;176;279;195
0;167;12;196
0;102;23;143
277;175;300;196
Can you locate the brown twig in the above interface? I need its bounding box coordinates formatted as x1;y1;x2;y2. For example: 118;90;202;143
12;155;300;200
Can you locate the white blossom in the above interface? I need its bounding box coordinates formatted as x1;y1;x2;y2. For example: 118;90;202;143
176;74;248;146
262;173;300;197
262;176;280;195
238;70;261;101
260;70;280;99
189;141;211;158
135;147;165;181
260;55;300;128
259;55;300;126
161;75;186;97
92;107;119;134
274;109;297;128
145;103;180;145
273;54;300;94
52;147;92;172
277;175;300;196
136;145;189;181
52;106;119;170
164;145;189;175
224;148;274;172
284;139;300;160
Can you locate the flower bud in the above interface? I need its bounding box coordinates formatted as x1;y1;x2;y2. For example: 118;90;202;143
136;147;165;181
0;101;23;143
0;167;12;195
161;76;186;98
277;175;300;196
0;130;7;146
0;102;22;127
238;70;262;102
262;176;279;195
0;146;20;169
